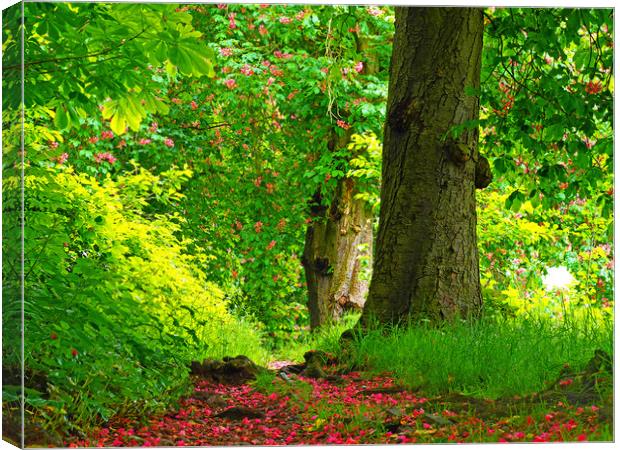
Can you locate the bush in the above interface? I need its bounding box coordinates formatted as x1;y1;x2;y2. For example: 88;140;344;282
2;164;267;438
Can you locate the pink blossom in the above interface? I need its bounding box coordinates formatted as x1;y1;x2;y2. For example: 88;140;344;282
191;100;198;110
266;77;276;86
336;119;350;130
164;138;174;148
582;136;596;149
139;138;152;145
224;78;237;89
259;24;268;35
94;152;116;164
354;61;364;73
88;136;99;144
57;153;69;164
274;50;292;59
50;141;59;149
240;64;254;76
228;13;236;29
279;16;292;24
269;66;283;76
220;47;233;57
101;130;114;139
171;98;182;105
367;6;384;16
149;122;158;133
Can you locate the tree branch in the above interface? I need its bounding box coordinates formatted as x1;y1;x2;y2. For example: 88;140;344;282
2;28;146;72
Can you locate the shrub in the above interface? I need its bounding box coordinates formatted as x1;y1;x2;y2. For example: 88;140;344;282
2;164;266;438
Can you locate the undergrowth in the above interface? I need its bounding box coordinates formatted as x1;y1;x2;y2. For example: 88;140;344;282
272;313;360;362
342;314;613;399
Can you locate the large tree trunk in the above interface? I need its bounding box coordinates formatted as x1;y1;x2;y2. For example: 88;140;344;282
361;7;490;326
303;175;374;330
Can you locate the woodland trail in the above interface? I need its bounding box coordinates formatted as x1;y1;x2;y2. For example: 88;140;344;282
66;358;612;446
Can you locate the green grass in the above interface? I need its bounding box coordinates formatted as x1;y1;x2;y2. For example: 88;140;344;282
201;316;272;366
342;315;613;399
272;313;361;362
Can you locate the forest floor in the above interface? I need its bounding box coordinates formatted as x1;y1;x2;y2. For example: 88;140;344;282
65;354;613;446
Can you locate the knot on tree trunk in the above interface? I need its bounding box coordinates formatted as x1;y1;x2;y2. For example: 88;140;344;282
475;155;492;189
445;140;471;165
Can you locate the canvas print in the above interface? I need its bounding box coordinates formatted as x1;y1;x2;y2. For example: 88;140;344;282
2;2;614;447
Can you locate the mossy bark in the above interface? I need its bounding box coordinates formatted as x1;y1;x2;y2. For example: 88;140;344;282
361;7;487;325
303;176;373;329
302;35;379;330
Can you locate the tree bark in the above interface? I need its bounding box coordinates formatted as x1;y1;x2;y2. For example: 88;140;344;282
303;167;374;330
302;34;381;330
361;7;487;326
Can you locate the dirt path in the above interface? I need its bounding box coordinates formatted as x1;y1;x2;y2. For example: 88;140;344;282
66;364;611;446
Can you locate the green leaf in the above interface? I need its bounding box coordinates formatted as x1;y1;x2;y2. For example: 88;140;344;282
109;112;127;135
54;107;70;130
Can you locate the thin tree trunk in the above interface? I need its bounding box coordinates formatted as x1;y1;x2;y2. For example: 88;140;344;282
303;176;373;329
361;7;489;325
302;35;380;330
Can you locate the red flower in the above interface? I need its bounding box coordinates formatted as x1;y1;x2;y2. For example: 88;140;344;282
240;64;254;76
585;81;602;95
94;152;117;164
50;332;58;340
336;119;350;130
71;348;78;357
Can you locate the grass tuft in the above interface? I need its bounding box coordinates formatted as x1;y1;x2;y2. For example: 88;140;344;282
343;315;612;399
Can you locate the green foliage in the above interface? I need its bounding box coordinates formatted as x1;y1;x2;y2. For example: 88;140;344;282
4;3;215;132
273;313;360;363
347;133;382;213
2;4;614;441
477;187;613;319
3;157;266;435
481;8;613;220
344;316;612;399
